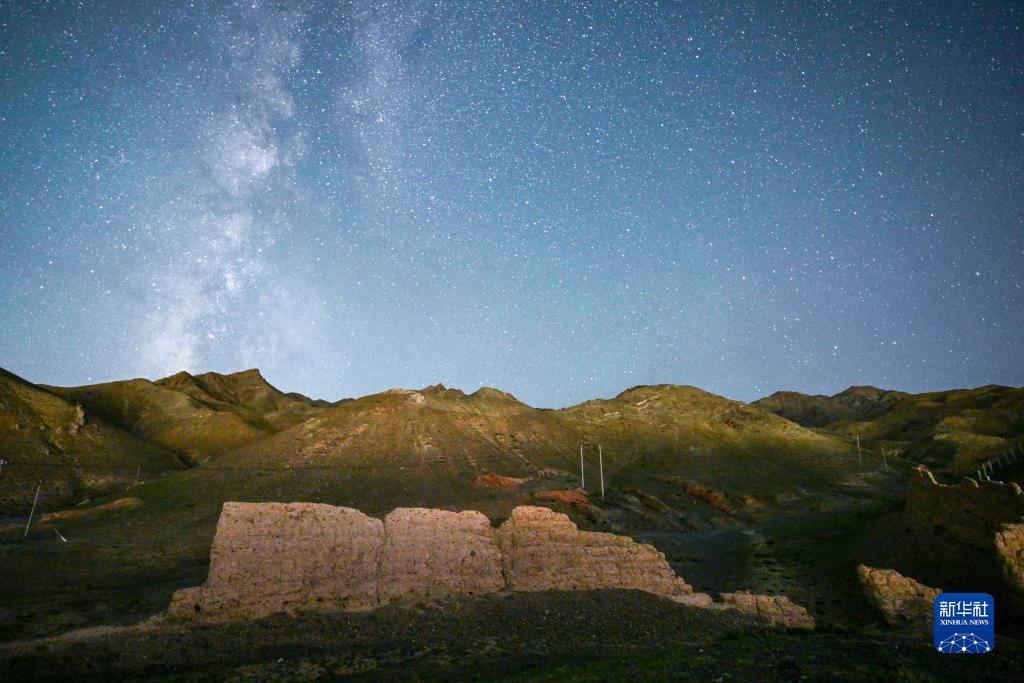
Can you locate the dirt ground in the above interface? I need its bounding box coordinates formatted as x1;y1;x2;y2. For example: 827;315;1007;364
2;590;1022;682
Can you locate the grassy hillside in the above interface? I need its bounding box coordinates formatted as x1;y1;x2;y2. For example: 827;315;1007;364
44;378;268;465
753;386;908;428
207;382;876;508
0;368;183;513
829;385;1024;473
215;384;581;509
562;385;868;498
756;384;1024;474
156;368;329;431
43;369;330;465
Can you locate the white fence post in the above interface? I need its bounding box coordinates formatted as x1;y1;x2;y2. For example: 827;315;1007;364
24;482;41;538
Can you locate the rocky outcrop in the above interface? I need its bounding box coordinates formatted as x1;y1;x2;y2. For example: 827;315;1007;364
169;502;811;627
857;565;939;631
496;506;692;597
719;591;816;630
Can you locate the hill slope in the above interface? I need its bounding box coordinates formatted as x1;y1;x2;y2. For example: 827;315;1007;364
561;385;864;497
44;369;330;465
198;382;869;520
755;384;1024;473
156;368;329;431
213;384;582;511
0;367;183;513
831;385;1024;472
753;386;909;428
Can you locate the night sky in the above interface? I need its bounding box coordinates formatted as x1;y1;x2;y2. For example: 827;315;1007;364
2;1;1022;407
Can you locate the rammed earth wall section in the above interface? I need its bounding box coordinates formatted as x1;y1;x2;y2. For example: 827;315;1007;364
168;502;814;629
904;467;1024;608
169;502;694;621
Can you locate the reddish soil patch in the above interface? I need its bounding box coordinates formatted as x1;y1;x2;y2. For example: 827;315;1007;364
39;497;142;524
531;489;590;505
738;494;762;509
472;473;528;490
667;478;735;514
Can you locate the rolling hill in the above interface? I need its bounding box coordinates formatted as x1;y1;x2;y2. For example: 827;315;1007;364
0;367;183;513
201;382;870;523
155;368;331;430
44;369;330;465
753;386;909;428
563;384;864;495
755;384;1024;473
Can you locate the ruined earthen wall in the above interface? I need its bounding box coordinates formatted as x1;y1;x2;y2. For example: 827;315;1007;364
169;503;692;621
719;591;815;630
377;507;505;603
170;502;384;619
905;468;1024;553
994;524;1024;603
496;506;691;596
857;565;939;631
903;467;1024;608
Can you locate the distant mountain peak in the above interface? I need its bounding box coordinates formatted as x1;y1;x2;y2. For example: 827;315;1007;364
754;384;909;428
836;385;893;397
469;386;520;403
420;384;468;399
228;368;266;380
158;370;195;386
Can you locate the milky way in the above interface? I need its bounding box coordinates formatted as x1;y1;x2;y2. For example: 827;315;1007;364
2;1;1022;406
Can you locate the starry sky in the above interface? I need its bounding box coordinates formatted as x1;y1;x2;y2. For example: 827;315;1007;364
2;1;1022;407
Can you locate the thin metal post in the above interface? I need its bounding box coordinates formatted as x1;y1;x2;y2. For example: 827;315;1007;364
134;466;141;487
856;435;862;467
599;445;605;500
882;449;889;471
24;483;41;538
580;444;585;490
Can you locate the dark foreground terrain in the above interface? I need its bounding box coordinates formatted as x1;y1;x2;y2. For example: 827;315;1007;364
2;590;1021;682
